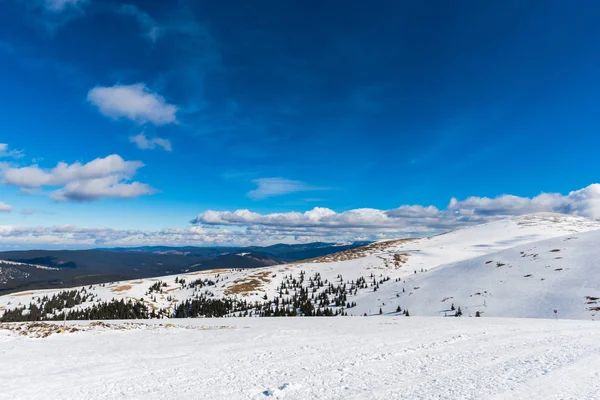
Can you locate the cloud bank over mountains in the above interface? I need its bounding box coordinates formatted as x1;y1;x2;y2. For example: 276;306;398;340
1;184;599;249
193;184;600;230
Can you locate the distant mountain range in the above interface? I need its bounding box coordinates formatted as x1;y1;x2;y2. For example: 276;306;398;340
0;241;370;294
98;241;371;260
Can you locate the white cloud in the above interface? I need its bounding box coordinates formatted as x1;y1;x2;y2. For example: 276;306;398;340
51;175;156;201
447;184;600;220
3;154;141;188
87;83;178;125
192;206;440;230
386;205;440;218
0;222;390;249
130;133;172;152
0;143;24;159
1;154;155;202
0;225;248;249
192;184;600;239
43;0;87;12
0;202;13;213
248;178;324;200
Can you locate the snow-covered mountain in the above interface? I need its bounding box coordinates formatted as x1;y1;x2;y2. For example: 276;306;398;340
352;229;600;319
1;212;599;320
2;317;600;400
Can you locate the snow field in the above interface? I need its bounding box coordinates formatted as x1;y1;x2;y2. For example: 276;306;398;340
0;317;599;400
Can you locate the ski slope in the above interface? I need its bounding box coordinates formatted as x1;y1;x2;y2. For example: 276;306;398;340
1;213;599;320
1;317;599;400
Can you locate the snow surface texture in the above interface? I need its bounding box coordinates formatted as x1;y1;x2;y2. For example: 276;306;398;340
1;318;599;399
1;212;599;320
382;229;600;319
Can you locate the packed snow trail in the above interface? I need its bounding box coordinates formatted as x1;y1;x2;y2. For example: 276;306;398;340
1;317;599;399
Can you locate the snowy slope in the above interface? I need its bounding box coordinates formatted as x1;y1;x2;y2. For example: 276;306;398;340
354;229;600;319
1;317;600;400
382;212;600;268
1;213;599;320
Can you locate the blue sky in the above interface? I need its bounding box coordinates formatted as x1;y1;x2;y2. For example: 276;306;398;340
1;0;600;248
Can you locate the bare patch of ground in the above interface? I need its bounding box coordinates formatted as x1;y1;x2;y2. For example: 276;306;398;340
0;322;82;338
224;271;272;296
187;268;231;276
111;285;132;293
297;239;416;264
12;292;35;297
0;321;241;339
